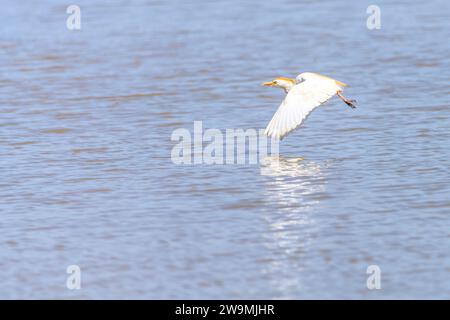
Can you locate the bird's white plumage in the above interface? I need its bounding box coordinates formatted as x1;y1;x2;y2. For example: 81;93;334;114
264;72;345;140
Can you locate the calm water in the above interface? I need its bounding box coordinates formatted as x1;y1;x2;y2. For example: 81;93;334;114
1;0;449;299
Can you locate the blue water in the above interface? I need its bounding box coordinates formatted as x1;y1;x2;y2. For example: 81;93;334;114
0;0;449;299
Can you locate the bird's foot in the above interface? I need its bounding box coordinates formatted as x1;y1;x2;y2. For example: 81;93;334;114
337;91;357;109
344;99;357;108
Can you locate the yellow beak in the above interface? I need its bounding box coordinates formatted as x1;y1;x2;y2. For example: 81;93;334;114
262;81;275;87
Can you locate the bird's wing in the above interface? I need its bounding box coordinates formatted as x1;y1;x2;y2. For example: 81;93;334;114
264;76;342;140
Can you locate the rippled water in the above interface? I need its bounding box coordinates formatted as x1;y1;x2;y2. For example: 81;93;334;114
1;0;449;299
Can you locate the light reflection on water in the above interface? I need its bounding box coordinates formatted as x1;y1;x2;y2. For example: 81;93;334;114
260;156;326;297
1;0;450;299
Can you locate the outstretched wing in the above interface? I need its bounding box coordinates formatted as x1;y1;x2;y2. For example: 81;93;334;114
264;74;343;140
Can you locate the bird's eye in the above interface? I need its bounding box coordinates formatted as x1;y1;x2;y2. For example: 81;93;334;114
273;81;278;84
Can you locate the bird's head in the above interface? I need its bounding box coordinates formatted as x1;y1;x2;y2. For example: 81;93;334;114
262;77;296;93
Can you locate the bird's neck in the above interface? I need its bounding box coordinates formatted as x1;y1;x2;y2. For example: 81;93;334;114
282;83;294;93
284;85;294;93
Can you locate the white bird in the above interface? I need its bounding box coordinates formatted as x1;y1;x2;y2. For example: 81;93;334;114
262;72;356;140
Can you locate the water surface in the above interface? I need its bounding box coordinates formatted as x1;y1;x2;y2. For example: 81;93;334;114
0;0;449;299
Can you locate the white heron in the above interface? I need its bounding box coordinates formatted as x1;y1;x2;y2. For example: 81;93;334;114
262;72;356;140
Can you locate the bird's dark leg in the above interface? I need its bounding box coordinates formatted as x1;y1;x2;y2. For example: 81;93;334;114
337;91;357;109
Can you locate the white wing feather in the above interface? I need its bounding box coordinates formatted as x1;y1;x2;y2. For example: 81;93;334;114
264;73;344;140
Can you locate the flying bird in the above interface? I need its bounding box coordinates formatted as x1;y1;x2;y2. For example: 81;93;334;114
262;72;356;140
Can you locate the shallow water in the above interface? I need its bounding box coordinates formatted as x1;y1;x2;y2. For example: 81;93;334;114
1;0;449;299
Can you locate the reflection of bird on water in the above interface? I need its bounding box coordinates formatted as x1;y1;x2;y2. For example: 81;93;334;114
260;155;326;214
260;156;320;178
262;72;357;140
259;156;328;297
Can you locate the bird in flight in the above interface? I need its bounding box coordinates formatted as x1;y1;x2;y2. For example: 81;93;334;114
262;72;356;140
